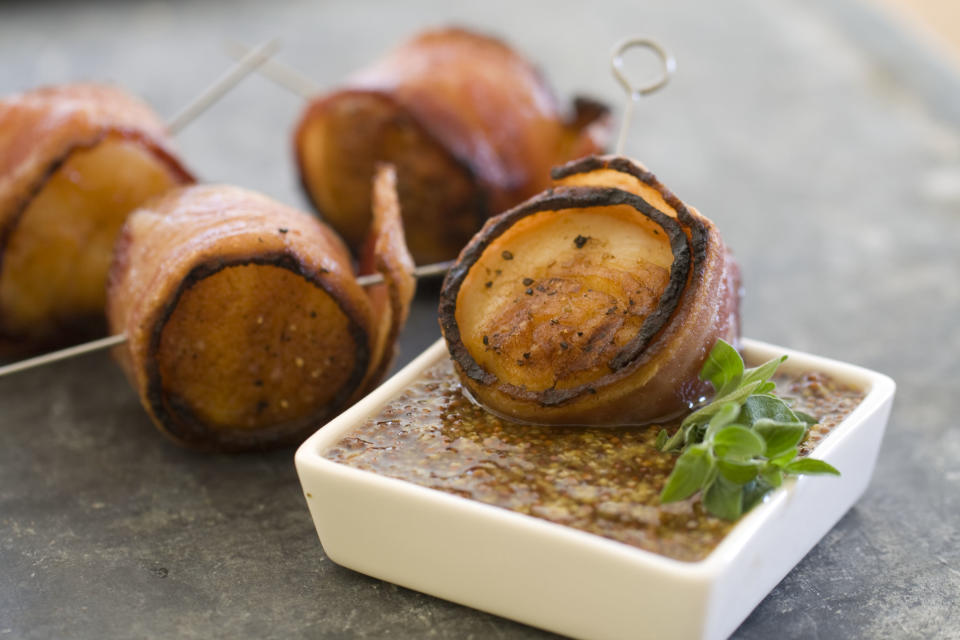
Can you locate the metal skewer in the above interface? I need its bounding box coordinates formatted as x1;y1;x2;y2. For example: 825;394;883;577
224;40;320;100
0;335;128;378
0;260;454;378
167;38;282;134
228;38;676;158
3;39;672;379
355;260;453;287
610;38;676;155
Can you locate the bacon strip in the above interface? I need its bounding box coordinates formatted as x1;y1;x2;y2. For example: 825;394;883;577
0;84;192;353
295;27;610;264
108;180;414;451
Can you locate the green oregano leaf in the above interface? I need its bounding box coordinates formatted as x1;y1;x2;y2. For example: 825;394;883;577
656;339;840;521
755;381;776;395
684;422;704;446
717;459;760;484
741;355;787;389
741;394;798;425
702;460;719;490
680;379;764;431
784;458;840;476
753;420;807;459
655;429;669;450
760;464;784;488
699;338;743;396
705;402;740;439
703;475;743;521
769;447;798;468
660;444;712;503
742;478;770;511
712;425;766;460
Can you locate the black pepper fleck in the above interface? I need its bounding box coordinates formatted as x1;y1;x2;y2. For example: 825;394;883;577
522;277;534;286
502;251;514;260
574;235;589;248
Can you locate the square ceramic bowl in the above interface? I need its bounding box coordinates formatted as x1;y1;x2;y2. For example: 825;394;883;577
295;338;895;640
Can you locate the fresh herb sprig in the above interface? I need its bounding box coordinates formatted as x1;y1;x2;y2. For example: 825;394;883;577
656;339;839;521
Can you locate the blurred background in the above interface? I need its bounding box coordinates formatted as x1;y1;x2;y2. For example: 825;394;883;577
1;0;958;638
3;0;959;355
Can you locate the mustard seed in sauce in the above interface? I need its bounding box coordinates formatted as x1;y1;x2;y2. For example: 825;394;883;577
324;359;865;562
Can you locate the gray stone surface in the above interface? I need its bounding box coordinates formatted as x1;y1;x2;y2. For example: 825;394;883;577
1;0;958;638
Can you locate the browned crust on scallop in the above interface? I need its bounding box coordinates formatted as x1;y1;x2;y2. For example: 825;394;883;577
439;155;741;426
0;84;193;352
440;186;691;404
294;27;610;260
144;254;370;451
108;183;415;451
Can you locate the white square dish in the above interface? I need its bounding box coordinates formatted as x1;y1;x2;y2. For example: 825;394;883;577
295;338;895;640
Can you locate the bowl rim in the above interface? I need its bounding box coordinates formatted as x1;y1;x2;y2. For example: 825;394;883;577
295;336;896;575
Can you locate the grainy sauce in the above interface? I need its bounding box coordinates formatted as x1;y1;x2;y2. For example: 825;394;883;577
324;359;864;562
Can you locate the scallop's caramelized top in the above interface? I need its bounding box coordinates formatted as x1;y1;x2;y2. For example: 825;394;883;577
439;156;741;426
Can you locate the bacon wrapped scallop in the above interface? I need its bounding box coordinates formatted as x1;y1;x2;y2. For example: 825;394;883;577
295;27;610;264
107;167;414;451
439;156;741;426
0;84;193;354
